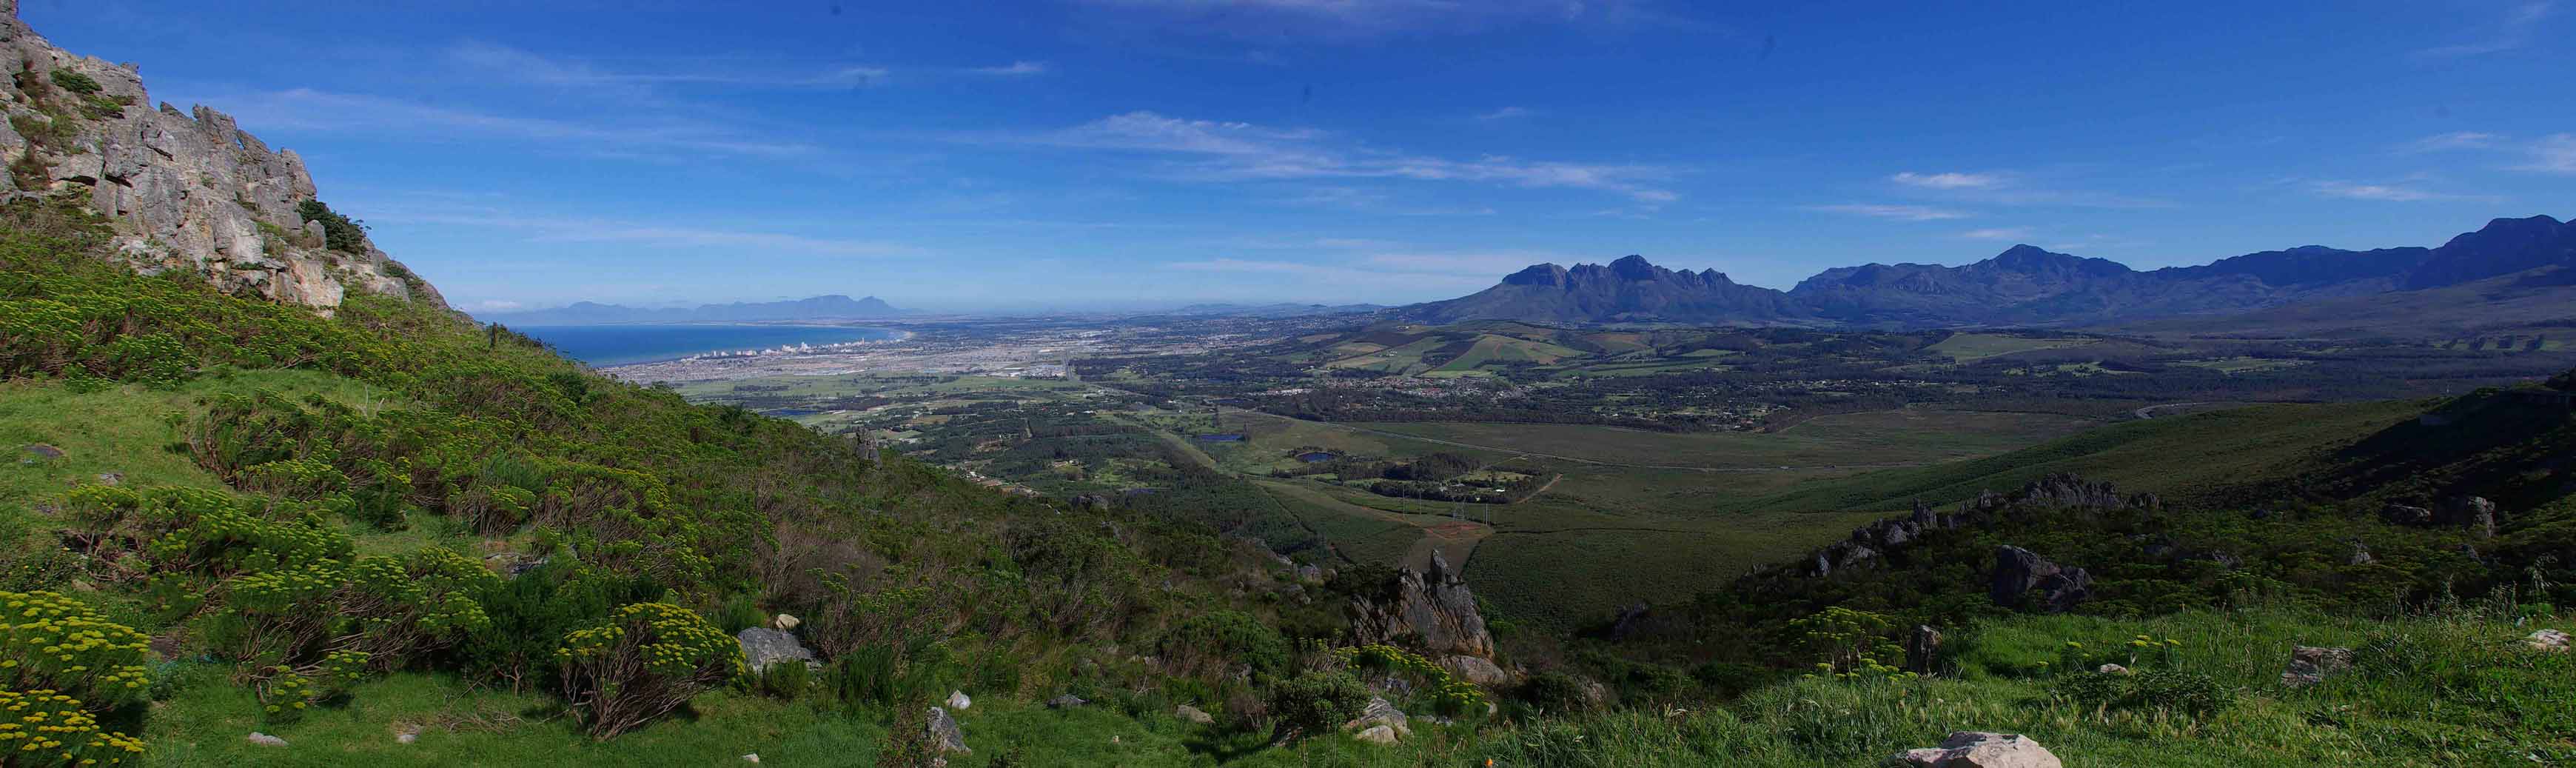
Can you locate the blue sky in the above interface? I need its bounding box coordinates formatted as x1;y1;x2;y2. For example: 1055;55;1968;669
28;0;2575;313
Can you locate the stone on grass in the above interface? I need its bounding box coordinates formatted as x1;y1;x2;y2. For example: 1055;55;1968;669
740;754;759;763
946;690;971;710
1175;704;1213;724
21;444;63;460
246;732;287;747
1047;693;1087;709
1889;732;2060;768
2096;663;2129;675
2281;645;2352;687
737;627;819;671
1353;724;1399;744
1340;697;1410;739
926;707;969;754
2529;628;2572;652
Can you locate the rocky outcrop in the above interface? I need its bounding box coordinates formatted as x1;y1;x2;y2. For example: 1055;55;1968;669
1348;552;1494;659
2383;495;2501;538
1340;697;1409;741
1905;624;1942;675
1990;545;2091;613
2528;629;2571;653
0;4;438;312
1892;732;2062;768
1802;476;2155;578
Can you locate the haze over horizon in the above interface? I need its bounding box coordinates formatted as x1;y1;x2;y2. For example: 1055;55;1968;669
34;0;2573;313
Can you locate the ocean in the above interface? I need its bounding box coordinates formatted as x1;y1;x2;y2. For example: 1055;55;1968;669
512;324;905;367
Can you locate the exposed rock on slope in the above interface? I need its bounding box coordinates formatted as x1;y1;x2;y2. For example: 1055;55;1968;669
1349;552;1496;659
0;1;436;310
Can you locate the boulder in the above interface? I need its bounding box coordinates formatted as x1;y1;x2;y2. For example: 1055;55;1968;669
2096;663;2130;675
1440;654;1512;687
740;754;759;763
1341;697;1410;739
2281;645;2352;687
1347;552;1494;658
1905;624;1942;675
1175;704;1213;724
246;732;288;747
1890;732;2062;768
1047;694;1087;709
771;613;801;631
737;627;819;671
945;690;971;710
1989;546;2091;613
2437;496;2499;538
1352;724;1399;744
2528;629;2572;652
2347;542;2375;566
925;707;969;754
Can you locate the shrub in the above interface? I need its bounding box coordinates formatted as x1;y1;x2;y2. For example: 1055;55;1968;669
0;687;148;767
2047;667;2233;717
0;591;152;709
557;602;743;738
1161;610;1289;678
1262;670;1367;741
1517;670;1593;715
46;70;100;96
294;199;369;253
754;660;811;700
1334;644;1486;716
457;562;663;692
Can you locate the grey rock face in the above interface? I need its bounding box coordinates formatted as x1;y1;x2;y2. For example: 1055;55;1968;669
1440;654;1512;687
736;627;819;671
925;707;969;754
1989;546;2091;613
1348;552;1494;658
0;7;440;312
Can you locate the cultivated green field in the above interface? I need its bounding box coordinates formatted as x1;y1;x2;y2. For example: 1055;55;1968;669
1351;410;2097;470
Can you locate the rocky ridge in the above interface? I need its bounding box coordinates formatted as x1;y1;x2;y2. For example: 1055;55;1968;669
0;1;437;311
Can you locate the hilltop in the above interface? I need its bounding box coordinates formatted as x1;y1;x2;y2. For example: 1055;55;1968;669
0;1;434;310
1404;215;2576;332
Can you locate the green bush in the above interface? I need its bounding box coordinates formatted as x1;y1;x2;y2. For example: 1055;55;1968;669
294;199;370;253
754;660;811;700
1261;670;1367;741
557;601;743;738
46;69;100;96
1160;610;1289;678
0;590;152;709
2047;667;2232;716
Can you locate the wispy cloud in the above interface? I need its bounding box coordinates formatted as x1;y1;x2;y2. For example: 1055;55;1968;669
2403;131;2506;152
970;61;1052;76
1891;171;2003;190
2521;133;2576;173
1888;169;2170;209
1475;106;1534;121
218;88;814;157
1808;203;1970;221
2415;1;2555;57
446;41;1043;93
1025;111;1679;202
1958;227;2033;240
370;205;920;258
2310;180;2460;201
1074;0;1688;42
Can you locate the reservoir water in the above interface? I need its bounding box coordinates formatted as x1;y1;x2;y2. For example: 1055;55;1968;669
513;324;905;367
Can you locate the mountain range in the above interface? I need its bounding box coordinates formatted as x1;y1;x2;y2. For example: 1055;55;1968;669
480;294;903;325
1405;215;2576;331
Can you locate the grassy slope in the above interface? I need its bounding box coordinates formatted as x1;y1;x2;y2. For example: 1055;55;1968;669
1733;400;2427;514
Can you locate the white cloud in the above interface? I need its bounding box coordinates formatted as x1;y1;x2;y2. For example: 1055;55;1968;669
2520;133;2576;173
218;88;814;157
2310;180;2455;201
1809;204;1970;221
2404;131;2506;152
1073;0;1683;41
2415;1;2555;57
472;299;525;311
1891;171;2003;190
1475;106;1533;121
1959;227;2033;240
1031;111;1678;202
971;61;1052;76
